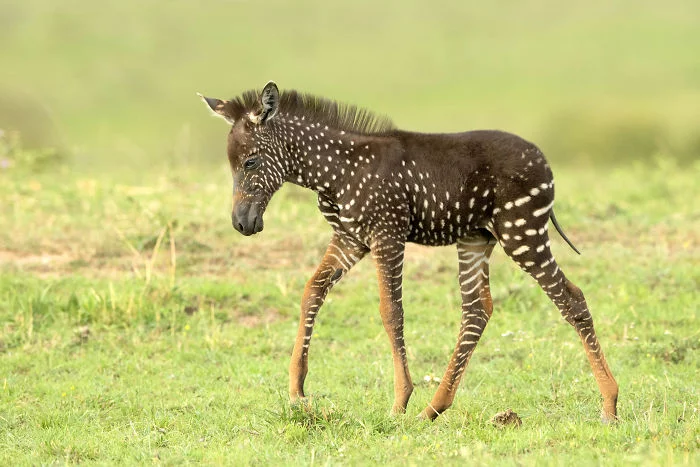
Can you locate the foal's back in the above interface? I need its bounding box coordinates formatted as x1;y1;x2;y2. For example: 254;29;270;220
389;129;552;246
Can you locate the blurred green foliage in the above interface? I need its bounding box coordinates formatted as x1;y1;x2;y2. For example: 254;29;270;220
1;0;699;168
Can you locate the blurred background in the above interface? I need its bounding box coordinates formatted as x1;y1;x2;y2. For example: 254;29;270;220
0;0;698;170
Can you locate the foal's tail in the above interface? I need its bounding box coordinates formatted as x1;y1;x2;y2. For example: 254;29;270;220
550;210;581;255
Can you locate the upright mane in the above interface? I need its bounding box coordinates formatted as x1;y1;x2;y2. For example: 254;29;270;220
228;89;396;135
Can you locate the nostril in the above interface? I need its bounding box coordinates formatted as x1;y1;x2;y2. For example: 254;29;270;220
237;222;244;232
253;215;264;233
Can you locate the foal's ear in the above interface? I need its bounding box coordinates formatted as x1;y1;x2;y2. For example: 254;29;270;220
197;93;235;125
251;81;279;125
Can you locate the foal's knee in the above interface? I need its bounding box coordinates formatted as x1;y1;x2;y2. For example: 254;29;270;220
562;279;592;327
565;279;585;302
479;288;494;317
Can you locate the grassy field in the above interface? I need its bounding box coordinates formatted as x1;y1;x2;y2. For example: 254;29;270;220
1;0;699;464
1;145;698;464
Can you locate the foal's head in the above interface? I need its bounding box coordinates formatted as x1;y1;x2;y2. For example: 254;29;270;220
198;81;288;236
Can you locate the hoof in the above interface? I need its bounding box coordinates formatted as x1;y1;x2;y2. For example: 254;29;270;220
290;396;312;410
417;406;440;421
601;412;619;425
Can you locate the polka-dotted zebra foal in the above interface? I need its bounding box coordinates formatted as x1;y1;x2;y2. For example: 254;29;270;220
198;81;618;422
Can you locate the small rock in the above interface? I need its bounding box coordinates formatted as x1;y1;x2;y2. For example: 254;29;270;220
490;409;522;428
75;325;90;343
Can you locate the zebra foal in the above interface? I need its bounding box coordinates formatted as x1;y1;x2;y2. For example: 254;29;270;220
198;82;618;422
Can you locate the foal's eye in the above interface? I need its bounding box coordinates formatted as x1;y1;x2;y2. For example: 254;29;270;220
244;158;260;170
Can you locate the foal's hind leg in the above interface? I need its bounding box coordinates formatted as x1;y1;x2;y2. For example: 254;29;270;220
501;229;619;422
419;234;496;420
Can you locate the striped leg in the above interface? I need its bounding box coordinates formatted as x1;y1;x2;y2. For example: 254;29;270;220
419;235;496;420
371;238;414;414
502;233;619;422
289;234;368;401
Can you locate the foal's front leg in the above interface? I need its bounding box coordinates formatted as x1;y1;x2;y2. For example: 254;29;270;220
289;234;368;401
371;238;414;414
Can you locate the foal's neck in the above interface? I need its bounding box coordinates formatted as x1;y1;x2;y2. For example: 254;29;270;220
279;115;388;203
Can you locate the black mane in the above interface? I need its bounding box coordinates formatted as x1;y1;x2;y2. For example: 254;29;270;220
228;89;395;135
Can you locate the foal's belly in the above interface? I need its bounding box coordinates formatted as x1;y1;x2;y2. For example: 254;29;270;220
404;188;494;245
406;218;487;246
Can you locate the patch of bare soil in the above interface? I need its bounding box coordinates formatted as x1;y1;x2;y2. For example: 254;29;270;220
0;232;313;280
565;222;699;257
181;302;283;328
0;248;134;278
0;250;73;268
237;307;282;328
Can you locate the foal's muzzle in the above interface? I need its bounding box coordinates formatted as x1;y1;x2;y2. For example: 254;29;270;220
232;202;264;236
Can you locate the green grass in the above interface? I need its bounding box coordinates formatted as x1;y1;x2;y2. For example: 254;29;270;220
1;155;698;465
